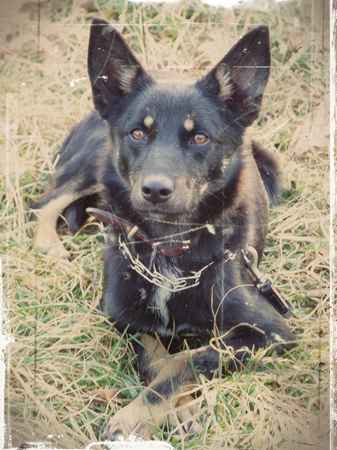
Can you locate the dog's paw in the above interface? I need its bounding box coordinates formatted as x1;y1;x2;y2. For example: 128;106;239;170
102;407;152;441
46;244;69;259
36;241;69;259
175;395;202;436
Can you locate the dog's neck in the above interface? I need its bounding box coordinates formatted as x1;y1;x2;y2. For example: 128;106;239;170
89;205;233;264
127;217;234;268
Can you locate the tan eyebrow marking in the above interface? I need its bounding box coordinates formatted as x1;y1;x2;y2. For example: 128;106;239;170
183;116;194;132
144;115;154;128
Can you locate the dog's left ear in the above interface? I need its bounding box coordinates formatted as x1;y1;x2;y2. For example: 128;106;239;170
197;26;270;127
88;18;153;119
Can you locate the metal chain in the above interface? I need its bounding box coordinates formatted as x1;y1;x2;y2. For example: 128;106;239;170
118;235;237;293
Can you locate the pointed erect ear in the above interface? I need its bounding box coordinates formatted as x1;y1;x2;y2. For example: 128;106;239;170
197;26;271;127
88;18;153;119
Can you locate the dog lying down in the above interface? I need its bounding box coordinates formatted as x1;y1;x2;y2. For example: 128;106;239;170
33;18;295;440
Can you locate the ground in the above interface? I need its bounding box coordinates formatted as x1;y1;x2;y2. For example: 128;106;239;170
0;0;330;449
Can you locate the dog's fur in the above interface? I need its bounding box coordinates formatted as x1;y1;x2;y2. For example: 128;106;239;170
33;19;294;439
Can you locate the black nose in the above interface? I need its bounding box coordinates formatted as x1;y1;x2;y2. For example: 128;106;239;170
142;175;174;204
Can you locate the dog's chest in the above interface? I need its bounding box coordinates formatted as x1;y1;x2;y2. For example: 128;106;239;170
149;261;181;329
152;285;171;328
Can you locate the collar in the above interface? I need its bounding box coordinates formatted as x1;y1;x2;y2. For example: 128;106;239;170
87;207;192;256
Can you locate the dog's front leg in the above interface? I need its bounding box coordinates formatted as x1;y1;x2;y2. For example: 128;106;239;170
136;334;201;434
33;185;102;258
102;344;215;440
33;189;78;258
103;317;295;441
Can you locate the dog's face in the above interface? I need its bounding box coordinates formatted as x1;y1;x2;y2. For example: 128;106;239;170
108;83;240;218
88;19;270;220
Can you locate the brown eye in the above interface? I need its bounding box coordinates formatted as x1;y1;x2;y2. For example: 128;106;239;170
192;133;209;145
131;129;145;141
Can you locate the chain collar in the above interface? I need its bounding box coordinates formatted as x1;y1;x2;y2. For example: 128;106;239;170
118;234;236;293
119;236;292;316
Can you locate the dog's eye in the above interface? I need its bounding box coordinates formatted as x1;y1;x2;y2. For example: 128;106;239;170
130;129;146;141
191;133;209;145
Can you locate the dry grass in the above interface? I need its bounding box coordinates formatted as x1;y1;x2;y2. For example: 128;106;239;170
1;0;330;449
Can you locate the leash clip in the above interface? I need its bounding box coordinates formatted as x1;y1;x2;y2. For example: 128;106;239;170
241;247;293;318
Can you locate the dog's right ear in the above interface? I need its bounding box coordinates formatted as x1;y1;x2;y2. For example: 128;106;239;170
88;18;153;119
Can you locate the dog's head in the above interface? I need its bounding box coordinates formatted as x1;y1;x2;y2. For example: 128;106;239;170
88;19;270;222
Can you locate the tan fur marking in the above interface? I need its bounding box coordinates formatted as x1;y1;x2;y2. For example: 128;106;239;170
33;185;104;258
141;334;169;369
33;192;76;258
144;115;154;128
184;117;194;132
138;334;171;384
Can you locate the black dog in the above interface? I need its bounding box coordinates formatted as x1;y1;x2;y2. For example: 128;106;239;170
33;18;294;439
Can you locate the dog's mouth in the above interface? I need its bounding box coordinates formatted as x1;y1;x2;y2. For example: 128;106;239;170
136;208;186;221
130;182;195;221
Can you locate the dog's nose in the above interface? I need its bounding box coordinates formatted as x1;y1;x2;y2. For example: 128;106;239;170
142;175;174;204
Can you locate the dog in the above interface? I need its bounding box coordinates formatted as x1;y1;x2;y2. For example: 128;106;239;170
33;18;295;440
